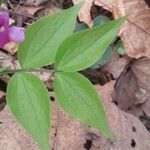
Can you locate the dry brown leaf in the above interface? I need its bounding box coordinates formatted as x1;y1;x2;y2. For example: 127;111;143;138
126;99;150;132
17;5;43;16
4;42;18;55
115;67;138;110
132;58;150;92
36;4;61;18
72;0;112;26
1;82;150;149
101;56;130;79
0;91;5;111
112;0;150;58
115;58;150;110
0;51;53;82
26;0;48;6
0;51;20;70
73;0;150;58
0;99;58;150
51;81;150;150
0;106;39;150
94;0;113;11
73;0;94;26
0;91;5;100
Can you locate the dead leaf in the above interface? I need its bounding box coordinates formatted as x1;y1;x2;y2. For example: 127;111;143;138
94;0;113;11
73;0;94;27
0;91;5;100
0;106;39;150
1;82;150;149
17;5;43;16
101;55;130;79
113;0;150;58
72;0;113;26
36;4;61;18
0;51;53;82
0;91;5;111
115;67;138;110
127;99;150;132
0;51;20;70
132;58;150;92
73;0;150;58
115;58;150;110
26;0;48;6
4;42;18;55
50;81;150;149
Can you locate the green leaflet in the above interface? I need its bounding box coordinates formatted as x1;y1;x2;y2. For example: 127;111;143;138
54;72;113;139
6;73;50;150
18;3;82;69
55;17;126;72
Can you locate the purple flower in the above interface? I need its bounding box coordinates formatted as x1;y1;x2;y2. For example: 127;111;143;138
0;12;25;48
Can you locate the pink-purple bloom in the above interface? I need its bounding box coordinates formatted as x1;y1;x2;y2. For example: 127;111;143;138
0;12;25;48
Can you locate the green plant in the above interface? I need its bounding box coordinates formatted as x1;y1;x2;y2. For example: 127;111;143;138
0;3;126;150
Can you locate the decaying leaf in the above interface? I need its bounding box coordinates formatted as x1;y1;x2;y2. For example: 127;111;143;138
4;42;18;55
115;66;138;110
94;0;113;11
73;0;94;27
132;58;150;93
113;0;150;58
0;51;53;82
0;106;39;150
101;55;130;79
72;0;112;26
51;81;150;150
0;91;5;99
115;58;150;110
26;0;48;6
73;0;150;58
17;5;43;16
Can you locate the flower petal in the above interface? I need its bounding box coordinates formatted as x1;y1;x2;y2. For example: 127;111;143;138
0;30;10;48
9;27;25;43
0;12;9;29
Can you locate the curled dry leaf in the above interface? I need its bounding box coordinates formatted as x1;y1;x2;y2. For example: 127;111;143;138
115;58;150;110
72;0;112;26
113;0;150;58
4;42;18;55
94;0;113;11
73;0;94;27
73;0;150;58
